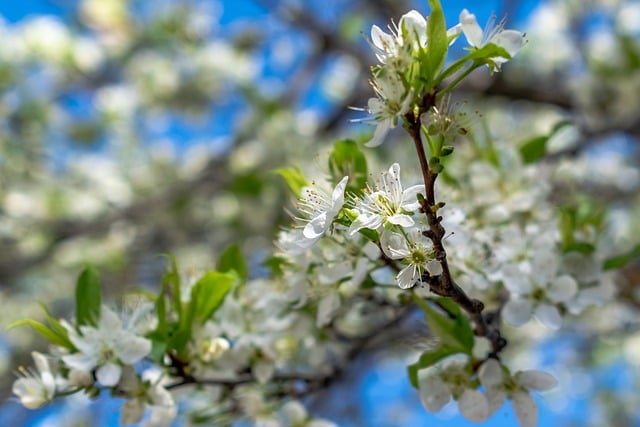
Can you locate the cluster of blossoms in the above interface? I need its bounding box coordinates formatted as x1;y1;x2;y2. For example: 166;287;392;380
419;357;557;426
358;8;524;147
12;304;178;426
10;2;629;427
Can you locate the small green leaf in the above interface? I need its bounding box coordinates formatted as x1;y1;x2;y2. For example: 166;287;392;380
563;242;596;254
519;135;548;164
414;295;474;353
189;271;235;325
328;139;368;194
604;244;640;270
75;266;101;327
424;0;448;85
519;120;572;164
407;345;461;388
274;166;309;197
441;145;454;156
218;244;248;281
7;319;74;349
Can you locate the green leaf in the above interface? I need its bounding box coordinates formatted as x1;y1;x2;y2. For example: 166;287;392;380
519;135;548;164
413;295;474;353
75;266;101;327
162;254;183;322
519;120;572;164
328;139;368;194
218;244;248;281
189;271;235;325
407;345;461;388
7;319;74;349
604;244;640;270
563;242;596;254
274;166;309;197
424;0;448;84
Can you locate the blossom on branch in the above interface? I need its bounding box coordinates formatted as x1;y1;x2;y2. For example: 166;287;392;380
349;163;424;235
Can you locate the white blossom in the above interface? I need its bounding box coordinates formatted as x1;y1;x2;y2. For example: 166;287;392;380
349;163;424;235
297;176;349;247
62;306;152;387
458;9;524;68
12;352;56;409
380;229;442;289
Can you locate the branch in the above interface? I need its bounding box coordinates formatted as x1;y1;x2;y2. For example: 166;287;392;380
404;94;507;355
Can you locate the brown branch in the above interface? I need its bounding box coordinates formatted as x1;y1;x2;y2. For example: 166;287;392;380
404;94;507;355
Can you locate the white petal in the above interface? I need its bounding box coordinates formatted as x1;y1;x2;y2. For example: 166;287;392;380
115;334;152;364
502;299;532;327
371;24;394;57
331;176;349;207
253;360;274;384
419;377;451;412
401;184;426;211
479;359;503;389
121;399;145;425
396;265;419;289
426;260;443;276
97;362;121;387
534;304;562;330
458;389;490;422
99;306;122;333
281;400;307;423
62;352;99;373
387;213;415;228
365;119;391;147
380;229;410;259
303;211;329;239
13;378;49;409
516;370;558;391
512;391;538;427
316;291;341;327
493;30;523;57
400;10;427;46
547;275;578;302
348;213;382;235
459;9;483;47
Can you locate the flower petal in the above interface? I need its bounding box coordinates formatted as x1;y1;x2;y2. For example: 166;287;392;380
512;391;538;427
97;362;122;387
516;370;558;391
419;376;451;412
303;211;329;239
459;9;483;47
458;388;490;422
396;265;419;289
493;29;524;57
502;299;532;327
547;275;578;302
534;304;562;330
365;119;391;147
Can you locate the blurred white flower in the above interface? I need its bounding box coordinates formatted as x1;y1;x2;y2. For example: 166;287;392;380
12;352;56;409
62;306;151;387
458;9;524;68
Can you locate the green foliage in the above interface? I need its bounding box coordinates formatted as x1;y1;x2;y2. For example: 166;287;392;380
218;244;248;281
408;295;474;388
423;0;448;87
559;200;604;254
274;166;310;197
328;139;368;194
519;120;572;164
8;304;75;350
153;257;235;361
188;271;235;326
75;266;102;327
604;244;640;270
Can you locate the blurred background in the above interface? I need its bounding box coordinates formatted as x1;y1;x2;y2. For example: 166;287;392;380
1;0;639;425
